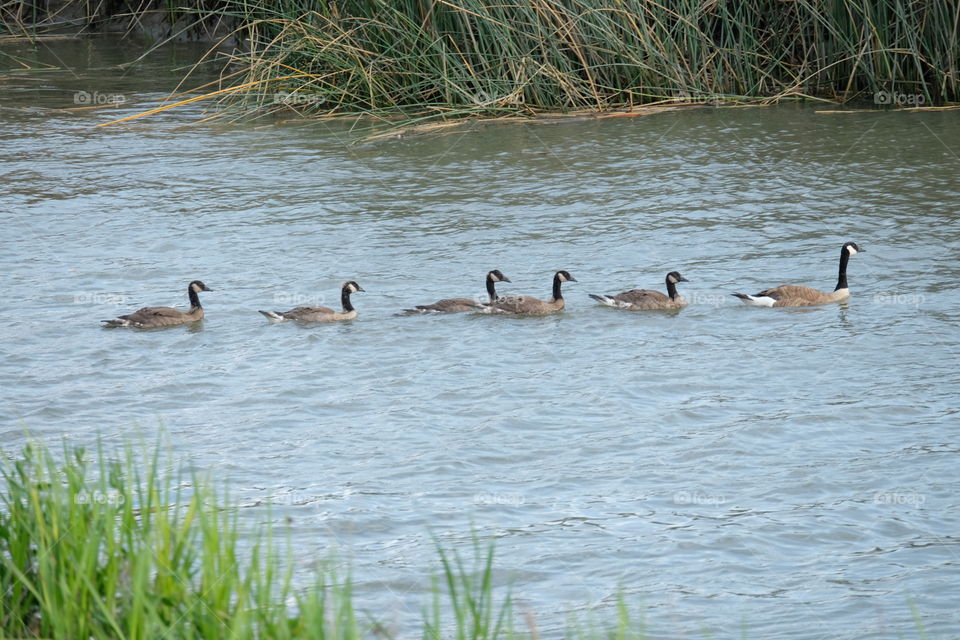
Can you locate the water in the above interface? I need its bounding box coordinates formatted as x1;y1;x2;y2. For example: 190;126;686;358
2;38;959;638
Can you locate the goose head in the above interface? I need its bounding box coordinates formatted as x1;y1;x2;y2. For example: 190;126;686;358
488;270;511;283
190;280;213;293
843;242;863;255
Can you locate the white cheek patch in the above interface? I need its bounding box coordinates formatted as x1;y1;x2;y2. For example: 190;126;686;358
847;246;858;255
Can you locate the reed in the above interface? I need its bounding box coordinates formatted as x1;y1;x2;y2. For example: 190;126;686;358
199;0;958;120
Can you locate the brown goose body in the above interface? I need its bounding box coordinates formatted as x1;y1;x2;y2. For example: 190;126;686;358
733;242;863;308
259;281;363;322
483;270;576;316
747;284;849;307
403;270;510;314
409;298;483;313
589;271;688;311
102;280;212;328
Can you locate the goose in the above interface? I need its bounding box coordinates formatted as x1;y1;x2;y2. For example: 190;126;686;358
732;242;863;307
480;270;576;315
101;280;212;328
402;269;510;314
589;271;689;311
259;281;364;322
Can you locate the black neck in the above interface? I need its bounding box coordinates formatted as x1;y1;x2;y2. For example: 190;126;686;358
665;277;679;300
188;286;202;309
341;287;354;312
835;248;850;291
486;275;498;301
552;274;564;300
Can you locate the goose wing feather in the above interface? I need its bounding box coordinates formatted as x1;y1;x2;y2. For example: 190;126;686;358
613;289;670;306
487;295;549;314
755;284;824;303
409;297;482;313
280;305;336;319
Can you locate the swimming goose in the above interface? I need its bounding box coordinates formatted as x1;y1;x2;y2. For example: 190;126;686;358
732;242;863;307
481;270;576;315
101;280;212;328
259;281;364;322
589;271;689;310
402;269;510;314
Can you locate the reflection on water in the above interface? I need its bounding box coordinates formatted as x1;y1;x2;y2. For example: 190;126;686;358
2;37;959;640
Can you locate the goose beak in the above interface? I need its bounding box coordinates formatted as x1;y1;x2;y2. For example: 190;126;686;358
204;287;214;292
502;276;511;283
357;286;366;292
679;276;690;282
568;276;578;282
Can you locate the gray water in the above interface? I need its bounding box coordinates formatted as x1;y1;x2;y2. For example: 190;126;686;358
2;38;959;638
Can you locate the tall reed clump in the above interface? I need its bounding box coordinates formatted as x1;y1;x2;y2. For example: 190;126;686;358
198;0;958;119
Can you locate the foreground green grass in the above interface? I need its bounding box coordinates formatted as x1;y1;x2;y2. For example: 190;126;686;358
0;439;652;639
0;440;355;638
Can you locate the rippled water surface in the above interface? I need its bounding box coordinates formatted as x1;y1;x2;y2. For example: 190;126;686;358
2;38;959;638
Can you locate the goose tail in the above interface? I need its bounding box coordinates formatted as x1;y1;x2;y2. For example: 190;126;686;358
589;293;634;309
588;293;618;307
732;293;776;307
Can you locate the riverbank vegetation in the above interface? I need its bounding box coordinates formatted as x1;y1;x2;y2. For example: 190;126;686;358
7;2;956;127
214;0;960;117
